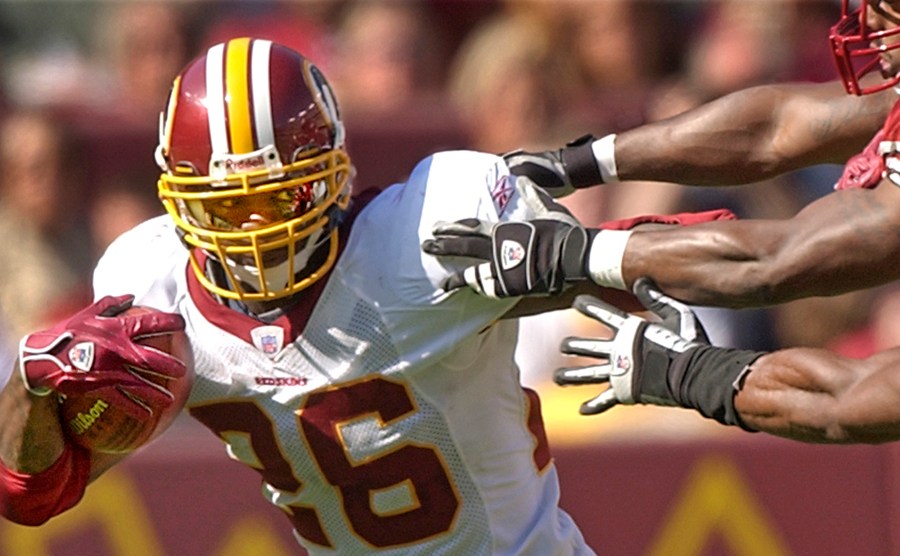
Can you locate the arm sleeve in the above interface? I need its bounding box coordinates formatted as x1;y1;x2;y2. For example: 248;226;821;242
0;442;91;526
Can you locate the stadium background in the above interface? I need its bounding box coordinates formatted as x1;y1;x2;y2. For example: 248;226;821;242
0;1;898;554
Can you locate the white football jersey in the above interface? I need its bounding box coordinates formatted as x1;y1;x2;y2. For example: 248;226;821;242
93;151;594;556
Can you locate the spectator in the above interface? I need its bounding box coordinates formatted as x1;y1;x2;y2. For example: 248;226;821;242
87;185;162;263
447;11;580;155
561;0;664;92
0;110;90;337
91;1;190;126
330;0;446;117
0;3;97;110
200;0;337;72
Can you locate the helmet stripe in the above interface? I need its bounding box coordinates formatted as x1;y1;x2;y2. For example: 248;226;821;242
225;38;254;154
205;43;228;154
160;74;181;157
251;40;275;150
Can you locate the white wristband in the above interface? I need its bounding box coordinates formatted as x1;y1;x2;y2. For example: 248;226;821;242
587;229;632;290
592;134;619;183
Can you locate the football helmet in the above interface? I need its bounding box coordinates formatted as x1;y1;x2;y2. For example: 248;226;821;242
830;0;900;95
157;38;352;301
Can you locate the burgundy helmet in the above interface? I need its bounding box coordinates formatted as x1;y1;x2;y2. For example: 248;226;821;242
156;38;352;301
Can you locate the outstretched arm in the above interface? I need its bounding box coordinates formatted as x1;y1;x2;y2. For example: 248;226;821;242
619;179;900;307
736;347;900;443
424;177;900;309
506;80;895;195
614;81;893;185
556;284;900;445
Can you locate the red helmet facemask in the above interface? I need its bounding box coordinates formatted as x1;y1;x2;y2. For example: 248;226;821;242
831;0;900;95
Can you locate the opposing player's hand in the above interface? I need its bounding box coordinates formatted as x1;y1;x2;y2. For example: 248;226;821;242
632;278;710;344
19;295;187;420
555;278;707;415
503;135;602;198
422;216;590;298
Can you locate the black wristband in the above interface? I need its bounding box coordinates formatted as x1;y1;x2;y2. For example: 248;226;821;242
560;226;589;281
560;134;603;188
668;345;766;430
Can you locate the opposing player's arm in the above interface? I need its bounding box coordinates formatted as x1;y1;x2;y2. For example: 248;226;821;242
622;178;900;307
425;179;900;308
556;284;900;445
735;347;900;443
507;80;894;192
614;80;893;185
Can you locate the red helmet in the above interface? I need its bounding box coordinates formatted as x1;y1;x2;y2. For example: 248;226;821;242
156;38;352;301
830;0;900;95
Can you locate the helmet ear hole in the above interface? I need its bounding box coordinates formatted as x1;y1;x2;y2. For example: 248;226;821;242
156;38;353;301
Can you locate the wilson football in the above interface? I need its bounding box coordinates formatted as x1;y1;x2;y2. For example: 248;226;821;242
59;306;194;453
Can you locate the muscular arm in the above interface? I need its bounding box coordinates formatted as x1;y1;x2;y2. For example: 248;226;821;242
0;367;125;481
621;179;900;307
736;347;900;443
615;81;894;185
0;368;66;473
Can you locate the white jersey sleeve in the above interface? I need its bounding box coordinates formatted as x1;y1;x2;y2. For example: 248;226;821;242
91;215;188;312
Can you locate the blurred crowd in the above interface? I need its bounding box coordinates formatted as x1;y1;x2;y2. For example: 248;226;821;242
0;0;894;438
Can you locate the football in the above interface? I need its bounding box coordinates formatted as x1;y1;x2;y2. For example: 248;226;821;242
58;306;194;454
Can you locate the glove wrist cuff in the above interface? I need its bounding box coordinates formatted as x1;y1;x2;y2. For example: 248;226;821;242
591;134;619;184
18;332;74;396
586;229;632;290
669;345;766;430
561;134;606;188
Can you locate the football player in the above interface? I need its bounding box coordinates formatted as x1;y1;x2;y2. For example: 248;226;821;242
0;38;641;555
422;0;900;443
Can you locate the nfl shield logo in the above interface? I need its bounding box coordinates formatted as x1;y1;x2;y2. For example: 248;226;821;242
613;354;632;376
500;240;525;271
251;326;284;358
68;342;95;372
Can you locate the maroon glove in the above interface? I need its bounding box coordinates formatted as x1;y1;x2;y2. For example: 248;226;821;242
599;208;737;231
18;295;186;421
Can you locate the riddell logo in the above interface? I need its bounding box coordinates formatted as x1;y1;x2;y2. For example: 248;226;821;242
68;399;110;435
223;154;266;173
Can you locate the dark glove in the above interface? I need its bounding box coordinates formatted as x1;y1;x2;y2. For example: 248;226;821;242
422;217;591;298
19;295;187;420
503;134;603;198
554;278;707;415
423;174;594;297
